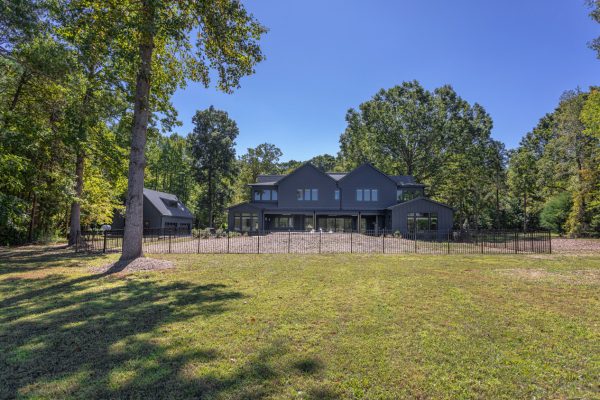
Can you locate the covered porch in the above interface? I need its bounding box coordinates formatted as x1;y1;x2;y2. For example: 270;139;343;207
263;211;388;232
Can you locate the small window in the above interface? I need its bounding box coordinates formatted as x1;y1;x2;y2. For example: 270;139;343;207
312;189;318;201
272;190;278;200
261;190;271;201
364;189;371;201
371;189;378;201
297;189;303;200
334;190;340;200
254;190;261;201
430;214;438;230
356;189;362;201
304;188;311;201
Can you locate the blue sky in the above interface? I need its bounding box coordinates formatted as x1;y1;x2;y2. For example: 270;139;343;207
171;0;599;161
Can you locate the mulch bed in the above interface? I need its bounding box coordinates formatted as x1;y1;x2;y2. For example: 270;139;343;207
91;257;174;274
550;238;600;254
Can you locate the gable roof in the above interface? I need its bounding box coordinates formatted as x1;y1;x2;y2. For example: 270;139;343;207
337;163;398;186
386;196;454;211
271;162;338;185
143;188;194;219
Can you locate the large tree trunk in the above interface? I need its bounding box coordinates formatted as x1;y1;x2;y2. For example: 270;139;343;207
121;6;155;261
68;151;85;245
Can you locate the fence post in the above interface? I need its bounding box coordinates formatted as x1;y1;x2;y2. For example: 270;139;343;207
257;232;260;254
447;230;450;254
197;231;201;254
414;231;417;253
350;231;353;253
382;231;385;254
481;232;484;254
548;231;552;254
514;232;518;254
227;231;230;254
319;231;322;254
75;231;79;253
288;230;291;253
169;229;172;254
103;230;107;254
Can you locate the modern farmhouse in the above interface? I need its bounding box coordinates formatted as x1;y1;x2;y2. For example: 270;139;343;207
228;163;453;234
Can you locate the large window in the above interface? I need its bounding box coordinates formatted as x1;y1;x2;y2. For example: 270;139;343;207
407;212;438;232
254;189;277;201
356;189;378;202
298;188;319;201
397;189;422;202
271;215;293;229
316;216;354;232
233;213;258;232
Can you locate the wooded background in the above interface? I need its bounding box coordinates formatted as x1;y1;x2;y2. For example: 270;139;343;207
1;1;599;245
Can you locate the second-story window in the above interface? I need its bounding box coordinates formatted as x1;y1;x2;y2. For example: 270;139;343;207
334;189;340;200
356;189;378;202
255;189;277;201
298;188;319;201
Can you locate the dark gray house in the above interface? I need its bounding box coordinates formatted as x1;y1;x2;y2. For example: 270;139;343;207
112;188;194;231
228;163;453;234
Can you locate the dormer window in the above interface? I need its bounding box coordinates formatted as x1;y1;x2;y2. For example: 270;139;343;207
397;189;422;202
161;198;179;208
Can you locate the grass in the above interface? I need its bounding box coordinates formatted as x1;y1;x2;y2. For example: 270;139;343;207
0;246;599;399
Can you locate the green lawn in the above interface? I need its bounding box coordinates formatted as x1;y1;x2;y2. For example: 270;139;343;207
0;247;599;399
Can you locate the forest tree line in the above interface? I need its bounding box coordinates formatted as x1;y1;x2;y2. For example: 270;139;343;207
1;2;599;245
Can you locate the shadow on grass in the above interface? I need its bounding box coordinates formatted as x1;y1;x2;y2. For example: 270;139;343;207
0;244;98;274
0;248;338;399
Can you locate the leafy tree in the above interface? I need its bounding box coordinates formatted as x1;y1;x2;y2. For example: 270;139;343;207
146;133;195;204
308;154;339;172
540;192;572;234
340;81;442;178
108;0;267;260
278;160;303;174
188;106;239;228
508;148;539;231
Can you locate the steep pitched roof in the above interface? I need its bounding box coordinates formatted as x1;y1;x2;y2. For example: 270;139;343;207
337;163;398;186
272;162;338;185
143;188;194;219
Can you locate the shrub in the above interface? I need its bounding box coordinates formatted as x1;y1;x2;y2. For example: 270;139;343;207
540;192;571;235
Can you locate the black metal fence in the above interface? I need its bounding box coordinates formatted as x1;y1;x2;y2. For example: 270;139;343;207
75;229;551;255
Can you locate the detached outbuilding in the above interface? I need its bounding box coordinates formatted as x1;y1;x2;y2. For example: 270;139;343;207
112;188;194;232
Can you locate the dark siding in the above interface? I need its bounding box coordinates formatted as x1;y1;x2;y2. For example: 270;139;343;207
227;203;265;231
277;164;339;210
338;164;396;210
143;199;163;229
390;198;454;233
